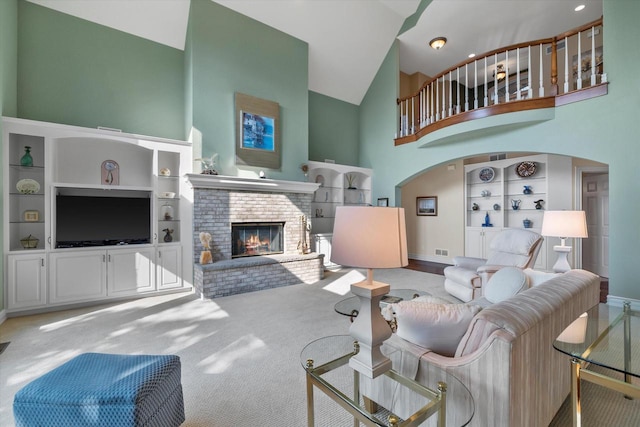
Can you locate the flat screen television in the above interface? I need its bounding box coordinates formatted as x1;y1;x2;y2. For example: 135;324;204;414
56;193;152;248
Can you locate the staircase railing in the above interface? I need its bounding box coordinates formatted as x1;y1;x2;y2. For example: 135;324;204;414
395;17;606;145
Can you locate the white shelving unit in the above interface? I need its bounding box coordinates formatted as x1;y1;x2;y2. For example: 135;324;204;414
306;161;373;269
464;154;572;270
2;117;193;314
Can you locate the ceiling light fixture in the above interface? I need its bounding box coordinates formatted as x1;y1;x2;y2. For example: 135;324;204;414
494;64;507;81
429;37;447;50
575;4;586;11
468;53;476;58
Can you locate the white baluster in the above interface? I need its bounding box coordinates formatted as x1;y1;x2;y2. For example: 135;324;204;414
591;26;597;86
564;36;569;93
494;53;499;104
435;79;440;121
516;48;521;100
474;60;478;109
456;68;461;114
448;71;453;116
406;99;410;134
464;64;469;111
411;96;414;134
577;31;582;90
430;82;435;123
539;43;544;97
505;50;509;103
528;45;533;99
441;76;446;119
484;57;488;106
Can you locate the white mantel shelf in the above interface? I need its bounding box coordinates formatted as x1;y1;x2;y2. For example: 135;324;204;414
185;173;320;194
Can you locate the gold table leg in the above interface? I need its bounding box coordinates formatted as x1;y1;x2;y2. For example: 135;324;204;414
571;358;582;427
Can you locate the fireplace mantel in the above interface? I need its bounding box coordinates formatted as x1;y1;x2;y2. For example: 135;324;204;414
186;174;319;194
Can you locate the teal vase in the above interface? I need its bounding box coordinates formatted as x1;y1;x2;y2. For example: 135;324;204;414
20;146;33;167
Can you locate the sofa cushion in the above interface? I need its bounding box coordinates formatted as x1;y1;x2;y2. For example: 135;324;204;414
523;268;562;286
484;267;528;303
393;301;482;356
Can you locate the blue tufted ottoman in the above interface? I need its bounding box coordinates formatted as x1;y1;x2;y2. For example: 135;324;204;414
13;353;185;427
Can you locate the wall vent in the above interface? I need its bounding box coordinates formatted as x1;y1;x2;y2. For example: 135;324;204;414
435;248;449;256
490;153;507;161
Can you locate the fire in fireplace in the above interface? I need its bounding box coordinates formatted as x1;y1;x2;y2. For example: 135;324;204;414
232;222;284;258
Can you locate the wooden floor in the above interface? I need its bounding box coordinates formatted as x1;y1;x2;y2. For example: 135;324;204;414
406;259;608;303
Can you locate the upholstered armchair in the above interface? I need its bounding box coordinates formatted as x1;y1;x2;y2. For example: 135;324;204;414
444;228;543;302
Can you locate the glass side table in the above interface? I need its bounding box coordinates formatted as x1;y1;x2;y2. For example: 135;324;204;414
301;335;474;426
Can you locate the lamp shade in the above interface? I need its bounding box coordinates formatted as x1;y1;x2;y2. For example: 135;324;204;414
541;210;588;239
331;206;408;269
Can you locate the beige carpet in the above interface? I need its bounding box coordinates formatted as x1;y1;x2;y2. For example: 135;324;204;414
1;267;638;426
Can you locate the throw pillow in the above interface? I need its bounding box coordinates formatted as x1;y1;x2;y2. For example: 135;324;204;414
484;267;528;303
523;268;562;287
393;301;482;356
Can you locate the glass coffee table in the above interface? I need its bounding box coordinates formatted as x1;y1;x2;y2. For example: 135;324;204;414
553;302;640;427
335;289;429;322
301;335;474;426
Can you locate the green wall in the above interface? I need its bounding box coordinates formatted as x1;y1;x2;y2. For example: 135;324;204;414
0;0;18;314
187;0;309;180
308;91;359;165
359;0;640;300
17;1;185;140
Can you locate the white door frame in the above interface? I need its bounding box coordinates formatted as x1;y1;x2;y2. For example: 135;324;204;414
574;165;608;270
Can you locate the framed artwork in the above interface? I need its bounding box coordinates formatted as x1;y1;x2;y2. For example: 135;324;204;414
377;198;389;207
416;196;437;216
235;92;281;169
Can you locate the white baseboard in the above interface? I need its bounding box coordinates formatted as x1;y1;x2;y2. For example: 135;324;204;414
408;253;453;265
0;309;6;326
606;295;640;310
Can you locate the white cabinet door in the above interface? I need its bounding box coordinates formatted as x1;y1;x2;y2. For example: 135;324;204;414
312;233;339;270
108;247;155;296
465;228;501;259
157;245;182;289
49;251;107;304
7;253;47;310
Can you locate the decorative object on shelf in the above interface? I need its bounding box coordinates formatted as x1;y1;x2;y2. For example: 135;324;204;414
416;196;437;216
377;198;389;207
493;203;501;210
523;218;533;228
159;168;171;176
346;174;357;189
324;191;328;202
20;234;39;249
297;215;311;255
516;161;537;177
481;189;491;197
196;153;219;175
315;208;323;218
479;167;495;182
160;192;176;198
16;178;40;194
161;204;174;221
534;199;545;209
259;170;266;179
511;199;521;210
472;203;479;211
315;174;325;187
523;185;533;194
330;206;408;378
199;232;213;264
101;160;120;185
300;163;309;177
162;228;174;243
482;212;493;227
235;92;281;169
20;146;33;167
23;210;39;222
541;210;588;272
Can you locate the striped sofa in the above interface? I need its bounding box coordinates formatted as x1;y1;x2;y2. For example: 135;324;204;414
365;269;600;426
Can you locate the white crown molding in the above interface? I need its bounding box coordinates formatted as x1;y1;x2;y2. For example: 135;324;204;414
186;174;320;194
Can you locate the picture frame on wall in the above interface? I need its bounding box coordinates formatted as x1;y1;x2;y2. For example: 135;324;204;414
235;92;281;169
416;196;437;216
377;198;389;207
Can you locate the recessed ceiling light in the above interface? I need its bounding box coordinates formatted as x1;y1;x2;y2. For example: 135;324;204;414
468;53;476;58
575;4;586;11
429;37;447;50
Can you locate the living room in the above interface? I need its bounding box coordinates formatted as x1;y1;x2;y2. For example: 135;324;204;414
1;0;639;425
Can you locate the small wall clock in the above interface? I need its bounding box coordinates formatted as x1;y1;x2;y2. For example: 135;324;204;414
516;161;537;177
101;160;120;185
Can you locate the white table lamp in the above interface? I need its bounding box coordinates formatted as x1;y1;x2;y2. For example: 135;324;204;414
541;210;588;273
331;206;408;378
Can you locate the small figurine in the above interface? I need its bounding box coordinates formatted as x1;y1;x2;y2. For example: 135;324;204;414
534;199;545;210
163;228;174;242
472;203;479;211
199;232;213;264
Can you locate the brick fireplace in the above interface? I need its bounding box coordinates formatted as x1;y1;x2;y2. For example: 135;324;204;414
187;174;323;298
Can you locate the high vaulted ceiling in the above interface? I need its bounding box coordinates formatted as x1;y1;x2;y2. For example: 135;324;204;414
26;0;603;105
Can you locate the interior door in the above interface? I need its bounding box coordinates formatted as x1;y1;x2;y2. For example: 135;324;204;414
582;173;609;277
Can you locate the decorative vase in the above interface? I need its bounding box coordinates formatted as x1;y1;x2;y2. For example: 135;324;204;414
523;185;533;195
534;199;544;210
523;218;533;228
472;203;479;211
20;146;33;167
163;228;174;242
511;199;521;210
493;203;501;211
482;212;492;227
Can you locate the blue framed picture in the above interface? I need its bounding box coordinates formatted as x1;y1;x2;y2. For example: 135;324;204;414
241;112;275;152
235;93;281;169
